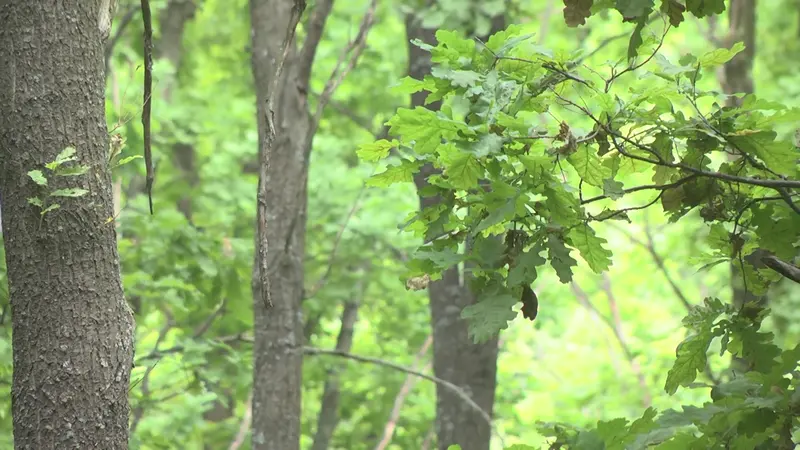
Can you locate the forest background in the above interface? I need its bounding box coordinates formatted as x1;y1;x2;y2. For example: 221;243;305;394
0;0;799;449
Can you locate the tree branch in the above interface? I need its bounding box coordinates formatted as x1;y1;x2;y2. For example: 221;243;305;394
374;335;433;450
310;299;362;450
104;5;140;72
130;307;174;432
306;0;379;155
137;333;501;442
297;0;335;88
228;392;253;450
551;89;800;192
570;280;651;407
305;187;367;299
303;346;503;445
606;220;693;311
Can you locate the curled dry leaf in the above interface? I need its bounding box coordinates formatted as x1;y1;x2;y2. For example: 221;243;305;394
405;274;431;291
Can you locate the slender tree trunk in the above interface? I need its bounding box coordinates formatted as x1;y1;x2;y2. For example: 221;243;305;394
157;0;200;221
720;0;761;374
249;0;310;448
405;12;505;450
0;2;136;449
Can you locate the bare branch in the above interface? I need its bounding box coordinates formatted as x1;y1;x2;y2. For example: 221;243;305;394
192;298;227;338
606;220;692;311
600;274;651;407
228;392;253;450
374;335;433;450
141;0;155;214
420;423;436;450
311;300;362;450
104;6;140;72
297;0;335;88
581;175;698;206
131;307;174;432
137;332;501;442
570;281;651;407
302;346;500;442
307;0;379;151
305;187;367;299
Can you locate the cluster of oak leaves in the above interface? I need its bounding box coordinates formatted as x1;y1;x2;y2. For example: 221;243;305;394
364;2;800;448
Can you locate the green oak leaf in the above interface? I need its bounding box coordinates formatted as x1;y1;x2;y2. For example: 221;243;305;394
665;331;713;395
547;234;578;283
446;154;482;189
568;145;612;187
366;161;420;187
28;170;48;186
356;139;396;162
461;290;518;343
567;224;613;273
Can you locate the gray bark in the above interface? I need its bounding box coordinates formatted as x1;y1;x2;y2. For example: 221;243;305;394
405;13;504;450
0;1;136;449
249;0;311;448
157;0;200;221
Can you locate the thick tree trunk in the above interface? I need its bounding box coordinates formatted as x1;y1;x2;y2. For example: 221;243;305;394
0;2;136;449
249;0;310;448
405;14;503;450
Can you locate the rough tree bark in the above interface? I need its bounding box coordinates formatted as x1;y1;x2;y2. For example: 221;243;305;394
249;0;312;448
0;1;136;449
405;11;505;450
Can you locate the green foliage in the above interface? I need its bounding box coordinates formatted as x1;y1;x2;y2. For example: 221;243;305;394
363;7;800;449
26;147;90;220
1;1;798;448
362;23;799;343
535;299;800;449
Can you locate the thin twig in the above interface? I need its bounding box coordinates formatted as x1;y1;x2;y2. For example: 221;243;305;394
311;298;362;450
303;347;503;445
228;392;253;450
140;0;155;214
305;185;367;299
135;334;501;443
105;6;140;72
551;89;800;192
192;298;227;338
374;335;433;450
297;0;336;87
570;281;651;407
310;0;379;135
600;275;652;407
606;220;692;310
581;175;698;205
420;423;437;450
130;308;174;432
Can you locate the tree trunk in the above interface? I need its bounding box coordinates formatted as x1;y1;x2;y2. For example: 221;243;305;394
405;13;504;450
157;0;200;221
0;2;136;449
720;0;761;374
249;0;310;448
